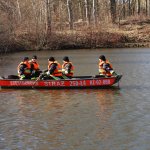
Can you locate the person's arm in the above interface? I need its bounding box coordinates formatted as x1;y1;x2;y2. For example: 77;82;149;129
19;64;26;75
30;63;35;73
48;63;57;74
103;63;113;72
65;63;72;74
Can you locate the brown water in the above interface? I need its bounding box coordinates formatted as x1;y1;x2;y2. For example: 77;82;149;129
0;48;150;150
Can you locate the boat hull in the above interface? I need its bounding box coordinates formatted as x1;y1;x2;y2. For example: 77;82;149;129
0;75;122;89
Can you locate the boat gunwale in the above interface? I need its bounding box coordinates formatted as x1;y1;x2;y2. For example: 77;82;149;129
0;75;122;89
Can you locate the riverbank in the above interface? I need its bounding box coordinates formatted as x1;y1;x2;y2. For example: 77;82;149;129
117;18;150;48
0;18;150;53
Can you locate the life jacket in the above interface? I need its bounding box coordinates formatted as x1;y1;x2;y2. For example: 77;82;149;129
29;60;39;70
17;61;31;76
48;61;62;76
99;60;113;76
62;62;74;77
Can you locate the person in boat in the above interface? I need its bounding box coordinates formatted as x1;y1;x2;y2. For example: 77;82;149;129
17;57;32;80
43;57;62;79
62;56;74;78
29;55;42;79
98;55;117;77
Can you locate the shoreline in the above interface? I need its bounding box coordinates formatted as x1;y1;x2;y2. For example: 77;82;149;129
0;42;150;53
0;42;149;55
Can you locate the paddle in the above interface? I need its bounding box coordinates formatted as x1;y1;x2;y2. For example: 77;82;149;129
41;69;60;80
32;73;43;88
62;74;69;79
32;69;48;87
32;73;61;88
50;75;60;80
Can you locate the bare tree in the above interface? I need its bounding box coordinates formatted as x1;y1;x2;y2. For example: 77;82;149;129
137;0;141;14
145;0;148;15
85;0;90;26
123;0;126;18
128;0;131;16
110;0;117;23
16;0;21;20
67;0;73;29
92;0;97;27
46;0;52;34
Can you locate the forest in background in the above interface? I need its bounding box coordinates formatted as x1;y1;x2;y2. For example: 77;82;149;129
0;0;150;54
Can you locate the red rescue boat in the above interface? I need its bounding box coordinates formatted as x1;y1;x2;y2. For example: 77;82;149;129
0;75;122;89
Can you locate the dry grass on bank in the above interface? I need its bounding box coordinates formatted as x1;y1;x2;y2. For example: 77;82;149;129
35;17;150;49
118;17;150;45
0;17;150;53
46;28;127;50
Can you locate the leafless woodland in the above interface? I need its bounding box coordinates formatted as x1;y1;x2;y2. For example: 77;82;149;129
0;0;150;52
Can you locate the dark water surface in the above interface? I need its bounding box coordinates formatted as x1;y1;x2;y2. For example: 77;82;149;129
0;48;150;150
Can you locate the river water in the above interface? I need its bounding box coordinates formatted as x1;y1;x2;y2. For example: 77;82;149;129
0;48;150;150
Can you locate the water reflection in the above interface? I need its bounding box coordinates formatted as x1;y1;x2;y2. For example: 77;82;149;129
1;48;150;149
95;89;121;141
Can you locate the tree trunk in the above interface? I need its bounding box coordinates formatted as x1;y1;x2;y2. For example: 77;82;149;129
16;0;21;20
137;0;141;15
149;0;150;16
92;0;97;27
110;0;116;23
145;0;148;16
123;0;126;18
128;0;131;16
67;0;73;30
84;0;90;26
131;0;136;15
46;0;51;35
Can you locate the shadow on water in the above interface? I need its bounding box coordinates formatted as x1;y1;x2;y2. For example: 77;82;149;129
0;85;121;92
